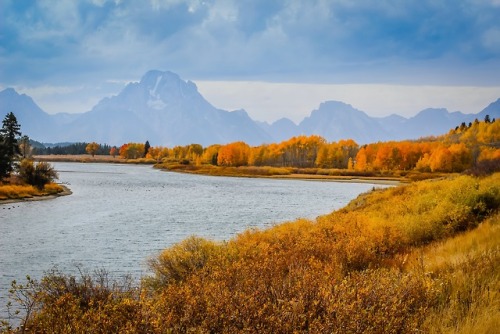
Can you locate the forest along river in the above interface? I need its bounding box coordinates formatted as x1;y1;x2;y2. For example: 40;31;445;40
0;162;390;314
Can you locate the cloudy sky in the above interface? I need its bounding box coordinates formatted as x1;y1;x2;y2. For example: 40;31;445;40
1;0;500;123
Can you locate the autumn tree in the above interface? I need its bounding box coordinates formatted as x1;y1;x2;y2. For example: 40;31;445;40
478;147;500;162
187;144;203;160
315;139;358;169
217;142;250;167
415;153;431;172
172;145;188;160
109;146;118;158
355;147;368;171
280;135;325;167
249;144;272;166
146;146;165;162
119;144;129;159
85;142;100;157
0;112;22;179
143;146;171;162
119;143;145;159
397;141;423;171
202;145;221;165
19;135;32;158
347;157;354;170
448;143;472;172
428;146;452;172
315;145;330;168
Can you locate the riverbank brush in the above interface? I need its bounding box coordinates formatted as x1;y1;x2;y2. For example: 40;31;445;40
2;173;499;333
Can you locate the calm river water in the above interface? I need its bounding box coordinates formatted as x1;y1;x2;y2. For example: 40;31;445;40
0;162;388;313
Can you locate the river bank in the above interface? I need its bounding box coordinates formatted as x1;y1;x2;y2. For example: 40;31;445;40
269;173;403;185
33;155;445;185
0;184;72;205
155;163;413;185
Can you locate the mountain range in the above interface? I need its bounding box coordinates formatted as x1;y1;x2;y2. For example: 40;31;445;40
1;70;499;146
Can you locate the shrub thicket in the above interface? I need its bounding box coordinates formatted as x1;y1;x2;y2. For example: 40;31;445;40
17;159;58;190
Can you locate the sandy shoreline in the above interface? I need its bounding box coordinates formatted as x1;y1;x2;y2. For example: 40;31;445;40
0;184;72;205
267;173;403;185
162;169;405;185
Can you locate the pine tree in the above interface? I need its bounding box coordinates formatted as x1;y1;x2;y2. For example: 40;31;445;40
0;112;22;179
144;140;151;158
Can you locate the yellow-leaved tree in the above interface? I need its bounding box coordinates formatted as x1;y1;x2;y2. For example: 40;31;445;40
85;142;100;157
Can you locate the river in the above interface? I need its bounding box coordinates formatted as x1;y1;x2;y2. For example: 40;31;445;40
0;162;389;314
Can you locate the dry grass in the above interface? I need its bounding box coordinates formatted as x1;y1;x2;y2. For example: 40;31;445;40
0;183;64;200
157;163;293;177
414;213;500;334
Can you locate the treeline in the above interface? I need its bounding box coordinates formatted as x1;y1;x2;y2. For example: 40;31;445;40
3;174;499;332
117;118;499;175
356;117;499;173
35;117;499;176
33;142;114;156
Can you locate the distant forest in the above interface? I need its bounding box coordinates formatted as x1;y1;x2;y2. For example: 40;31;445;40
32;141;114;156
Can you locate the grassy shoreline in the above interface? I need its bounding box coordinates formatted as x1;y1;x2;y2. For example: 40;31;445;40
0;183;71;204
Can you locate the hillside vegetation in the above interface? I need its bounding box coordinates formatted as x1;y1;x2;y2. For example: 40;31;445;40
2;173;499;333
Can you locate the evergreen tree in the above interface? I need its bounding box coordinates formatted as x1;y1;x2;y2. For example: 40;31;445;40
144;140;151;158
0;112;22;179
0;141;10;180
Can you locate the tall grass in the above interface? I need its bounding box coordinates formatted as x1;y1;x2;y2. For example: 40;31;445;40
416;214;500;333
